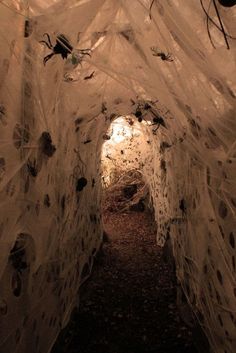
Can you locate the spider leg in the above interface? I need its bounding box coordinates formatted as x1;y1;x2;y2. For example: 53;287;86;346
83;52;91;58
166;53;173;62
39;40;53;50
43;53;54;65
43;33;53;48
79;49;92;57
153;124;160;133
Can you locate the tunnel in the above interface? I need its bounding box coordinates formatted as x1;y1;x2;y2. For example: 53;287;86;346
0;1;236;353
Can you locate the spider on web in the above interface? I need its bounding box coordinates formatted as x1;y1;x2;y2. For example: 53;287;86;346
150;47;173;61
39;33;91;65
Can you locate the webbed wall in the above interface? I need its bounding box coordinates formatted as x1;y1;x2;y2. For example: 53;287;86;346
0;1;235;353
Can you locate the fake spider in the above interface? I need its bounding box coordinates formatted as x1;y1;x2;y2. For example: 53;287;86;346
71;150;88;193
157;52;173;61
179;198;187;215
27;158;38;177
10;240;27;274
40;33;92;66
40;33;73;65
151;47;173;61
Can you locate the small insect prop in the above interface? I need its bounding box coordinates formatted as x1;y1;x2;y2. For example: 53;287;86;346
39;33;91;65
179;198;187;215
72;150;88;194
133;100;158;123
76;177;87;192
151;47;173;61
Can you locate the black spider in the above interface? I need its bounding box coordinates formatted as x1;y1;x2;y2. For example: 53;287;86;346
152;115;166;127
40;33;73;65
155;52;173;61
76;177;87;192
27;158;38;177
151;47;173;61
10;240;27;274
39;131;56;157
179;198;187;215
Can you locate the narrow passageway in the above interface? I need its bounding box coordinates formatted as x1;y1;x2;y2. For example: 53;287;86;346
52;187;204;353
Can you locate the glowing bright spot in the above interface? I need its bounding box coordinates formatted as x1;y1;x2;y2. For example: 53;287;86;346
110;119;133;143
101;116;143;187
102;116;140;155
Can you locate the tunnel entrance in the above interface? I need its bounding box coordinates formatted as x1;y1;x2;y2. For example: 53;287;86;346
100;115;152;189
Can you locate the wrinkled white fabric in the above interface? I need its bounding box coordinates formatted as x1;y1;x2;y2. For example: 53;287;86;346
0;1;235;353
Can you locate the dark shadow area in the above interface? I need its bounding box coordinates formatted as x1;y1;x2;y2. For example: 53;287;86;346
52;175;209;353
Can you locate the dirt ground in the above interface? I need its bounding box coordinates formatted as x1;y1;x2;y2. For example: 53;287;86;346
52;171;208;353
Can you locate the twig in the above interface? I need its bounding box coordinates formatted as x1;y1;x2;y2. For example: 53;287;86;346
206;0;216;48
212;0;230;49
199;0;236;49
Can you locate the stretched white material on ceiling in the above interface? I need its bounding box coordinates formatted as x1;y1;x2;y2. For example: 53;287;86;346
0;1;235;353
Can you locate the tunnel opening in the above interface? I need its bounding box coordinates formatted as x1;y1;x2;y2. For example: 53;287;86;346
100;115;154;213
100;115;152;187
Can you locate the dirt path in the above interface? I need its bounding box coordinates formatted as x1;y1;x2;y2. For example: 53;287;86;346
52;210;201;353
